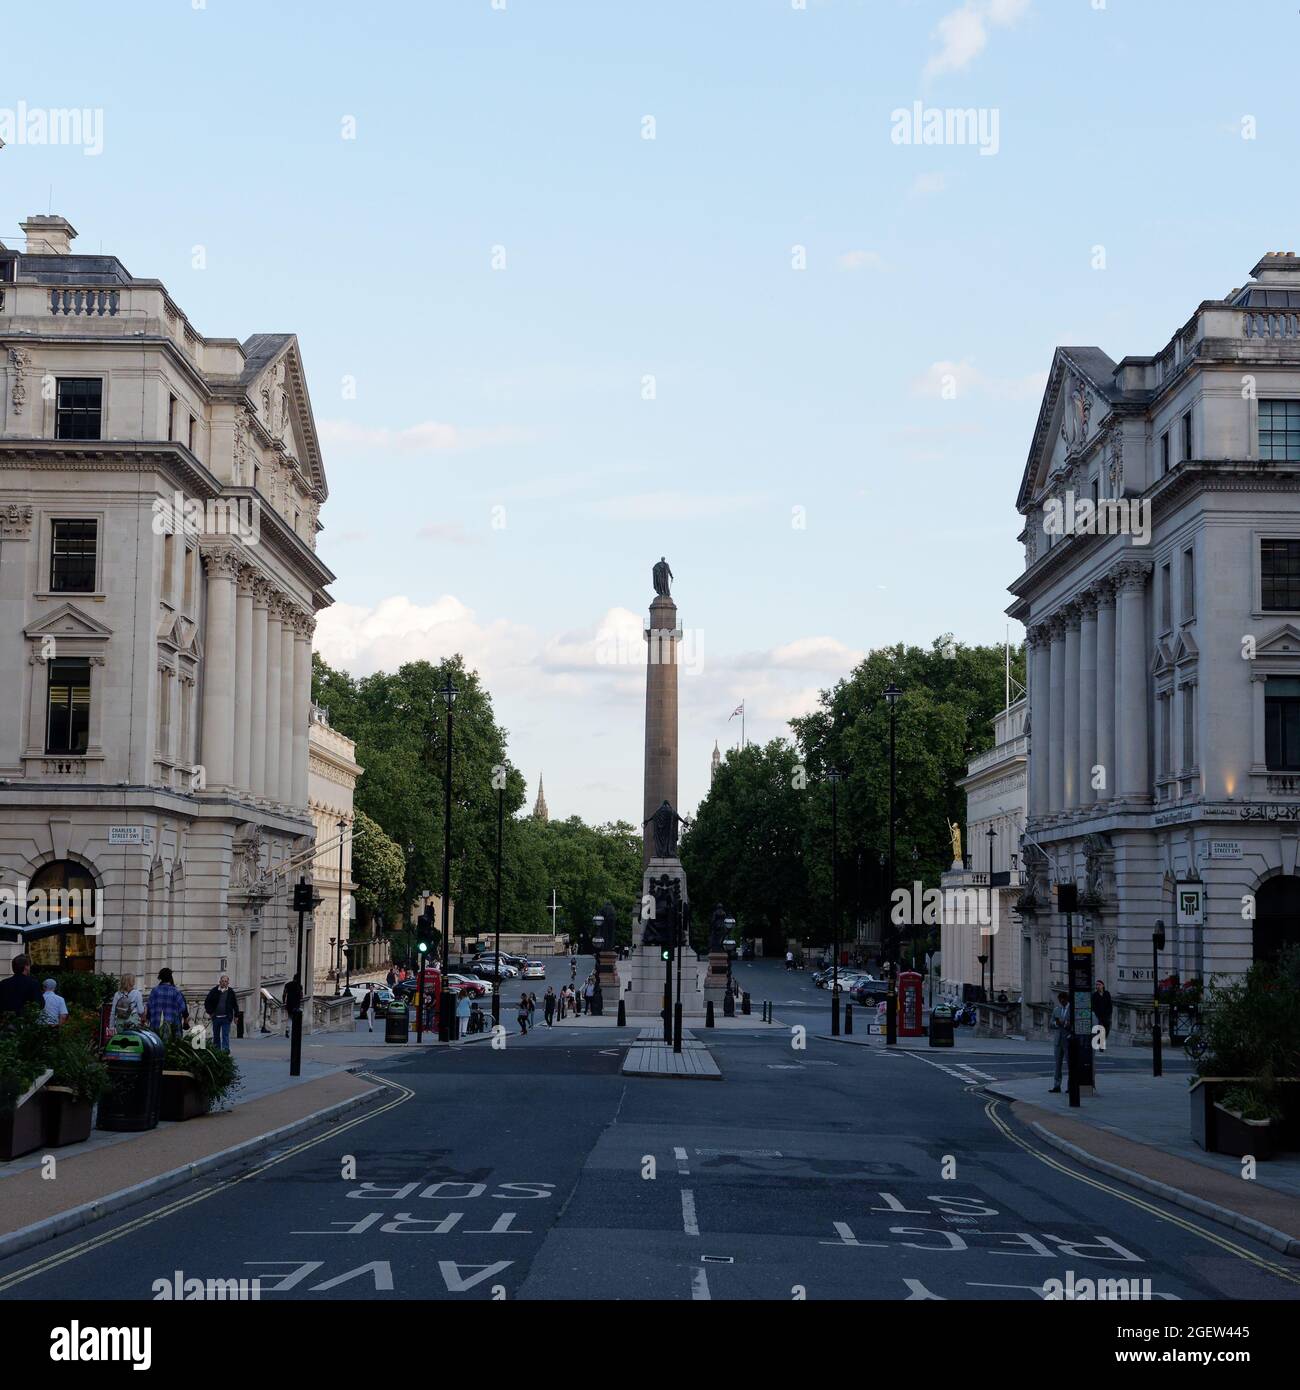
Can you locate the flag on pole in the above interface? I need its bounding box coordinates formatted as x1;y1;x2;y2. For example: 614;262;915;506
729;702;744;720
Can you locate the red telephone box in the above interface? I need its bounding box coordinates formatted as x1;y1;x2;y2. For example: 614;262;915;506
897;970;924;1037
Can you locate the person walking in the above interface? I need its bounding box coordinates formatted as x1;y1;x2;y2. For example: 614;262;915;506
41;979;69;1027
456;988;472;1037
516;993;530;1035
1050;991;1071;1093
386;967;397;988
108;974;145;1035
543;986;556;1027
527;992;537;1030
147;968;190;1037
204;974;241;1051
0;955;44;1017
582;976;595;1015
359;985;376;1032
283;975;303;1038
1091;979;1114;1044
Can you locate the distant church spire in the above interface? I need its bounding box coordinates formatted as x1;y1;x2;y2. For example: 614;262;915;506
532;772;549;823
710;740;720;783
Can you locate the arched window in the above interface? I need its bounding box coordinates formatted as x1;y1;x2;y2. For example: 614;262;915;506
25;860;99;973
1253;876;1300;964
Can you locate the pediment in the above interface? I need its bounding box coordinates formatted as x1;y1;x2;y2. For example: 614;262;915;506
242;335;327;499
1173;629;1199;664
156;611;200;654
1017;349;1118;512
1151;640;1175;676
25;603;112;641
1254;623;1300;659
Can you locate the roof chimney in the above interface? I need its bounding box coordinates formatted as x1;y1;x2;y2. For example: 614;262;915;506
19;215;77;255
1250;251;1300;285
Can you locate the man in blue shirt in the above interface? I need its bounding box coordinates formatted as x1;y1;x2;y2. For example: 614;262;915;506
147;967;189;1035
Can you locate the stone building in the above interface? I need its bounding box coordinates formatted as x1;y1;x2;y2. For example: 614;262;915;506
0;214;334;1016
307;703;362;991
1009;252;1300;1039
939;696;1027;1002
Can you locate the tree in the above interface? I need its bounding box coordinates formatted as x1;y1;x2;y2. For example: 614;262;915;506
350;808;405;929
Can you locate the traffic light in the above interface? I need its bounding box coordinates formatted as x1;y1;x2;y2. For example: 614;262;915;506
418;941;429;955
293;879;322;913
661;947;670;961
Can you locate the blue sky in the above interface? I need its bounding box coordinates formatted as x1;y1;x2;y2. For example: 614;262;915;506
6;0;1300;824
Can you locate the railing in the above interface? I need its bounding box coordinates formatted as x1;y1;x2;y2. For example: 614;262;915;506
48;286;120;317
42;757;86;775
966;735;1027;777
1266;774;1300;796
1243;310;1300;341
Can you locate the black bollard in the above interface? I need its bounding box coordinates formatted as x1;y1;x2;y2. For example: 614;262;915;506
1068;1035;1081;1108
742;992;751;1015
617;998;626;1027
705;1000;715;1028
724;990;735;1018
845;1003;853;1035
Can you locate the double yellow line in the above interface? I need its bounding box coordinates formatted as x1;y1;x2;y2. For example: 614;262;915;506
0;1072;413;1294
984;1097;1300;1287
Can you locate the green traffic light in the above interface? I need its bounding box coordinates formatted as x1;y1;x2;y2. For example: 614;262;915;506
418;942;428;954
661;949;670;961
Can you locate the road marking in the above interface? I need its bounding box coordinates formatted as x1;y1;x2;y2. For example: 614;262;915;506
954;1064;997;1081
691;1267;711;1300
0;1072;414;1294
983;1098;1300;1286
673;1147;688;1161
681;1189;700;1236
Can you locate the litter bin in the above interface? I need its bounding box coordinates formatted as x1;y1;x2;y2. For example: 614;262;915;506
385;1003;410;1044
929;1005;955;1048
97;1029;165;1131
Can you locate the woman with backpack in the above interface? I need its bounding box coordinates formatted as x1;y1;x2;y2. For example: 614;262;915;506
108;974;144;1035
516;993;530;1035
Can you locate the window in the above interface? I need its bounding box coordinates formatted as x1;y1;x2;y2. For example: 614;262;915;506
162;533;175;602
46;658;90;754
55;378;103;441
24;861;98;972
168;394;176;440
1259;400;1300;461
1182;547;1195;622
1182;410;1193;461
1265;677;1300;770
188;416;196;452
1181;684;1196;769
183;547;195;613
1261;539;1300;610
1091;474;1100;507
1160;561;1172;629
1161;432;1170;475
49;519;97;593
1159;693;1172;777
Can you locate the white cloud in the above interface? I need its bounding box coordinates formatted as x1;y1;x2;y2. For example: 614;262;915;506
923;0;1031;82
319;419;533;453
910;358;1047;402
837;249;886;272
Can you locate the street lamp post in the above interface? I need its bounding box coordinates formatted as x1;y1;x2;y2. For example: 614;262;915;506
1152;920;1165;1078
884;683;901;1046
494;769;505;1027
438;678;458;1042
985;825;997;1000
828;766;843;1037
334;817;347;994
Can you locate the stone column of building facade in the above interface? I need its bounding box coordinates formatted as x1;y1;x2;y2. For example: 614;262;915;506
1114;561;1152;802
199;547;238;789
1048;616;1066;815
1027;627;1050;819
278;607;296;805
265;595;283;805
1063;604;1081;811
292;611;313;810
233;567;254;794
1094;578;1116;802
1078;592;1098;807
250;578;269;798
642;592;680;865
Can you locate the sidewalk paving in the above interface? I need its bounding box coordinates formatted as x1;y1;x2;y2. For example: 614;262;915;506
986;1072;1300;1258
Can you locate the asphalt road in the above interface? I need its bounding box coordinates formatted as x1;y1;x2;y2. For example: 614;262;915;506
1;988;1293;1303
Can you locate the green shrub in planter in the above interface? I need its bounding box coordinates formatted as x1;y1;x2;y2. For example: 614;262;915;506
1197;947;1300;1080
1218;1083;1283;1124
45;1009;109;1106
161;1030;240;1106
53;972;119;1013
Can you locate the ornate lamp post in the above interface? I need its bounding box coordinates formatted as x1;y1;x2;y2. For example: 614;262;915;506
986;825;997;999
334;816;347;994
494;764;506;1027
437;677;458;1042
827;765;843;1037
884;682;901;1046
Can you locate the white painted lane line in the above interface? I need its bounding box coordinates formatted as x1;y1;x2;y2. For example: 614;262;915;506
691;1267;711;1300
681;1189;700;1236
955;1064;997;1081
673;1147;688;1161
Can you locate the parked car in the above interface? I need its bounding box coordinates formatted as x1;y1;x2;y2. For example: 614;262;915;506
470;958;518;980
851;977;890;1005
520;960;546;980
445;973;488;997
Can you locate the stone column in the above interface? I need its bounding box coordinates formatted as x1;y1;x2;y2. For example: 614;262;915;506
1028;626;1051;819
233;567;254;795
1048;616;1066;816
265;595;283;805
1063;604;1081;811
1114;561;1152;802
291;610;314;810
279;606;296;804
1095;578;1116;802
642;592;681;865
1078;592;1098;808
199;547;238;789
250;578;269;798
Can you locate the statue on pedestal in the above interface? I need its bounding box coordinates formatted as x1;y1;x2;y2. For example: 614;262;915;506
709;903;729;952
643;798;689;859
652;556;673;597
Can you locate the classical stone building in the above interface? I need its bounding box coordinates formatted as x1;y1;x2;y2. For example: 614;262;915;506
0;214;334;1015
1009;252;1300;1038
939;696;1027;1002
307;703;362;991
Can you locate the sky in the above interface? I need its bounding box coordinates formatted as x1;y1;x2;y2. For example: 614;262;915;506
5;0;1300;826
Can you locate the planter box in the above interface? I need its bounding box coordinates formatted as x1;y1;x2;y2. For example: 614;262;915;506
0;1068;53;1161
159;1070;211;1122
41;1085;93;1147
1192;1077;1299;1156
1212;1103;1277;1161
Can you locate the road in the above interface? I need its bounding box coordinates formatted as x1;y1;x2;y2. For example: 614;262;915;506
1;959;1292;1303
